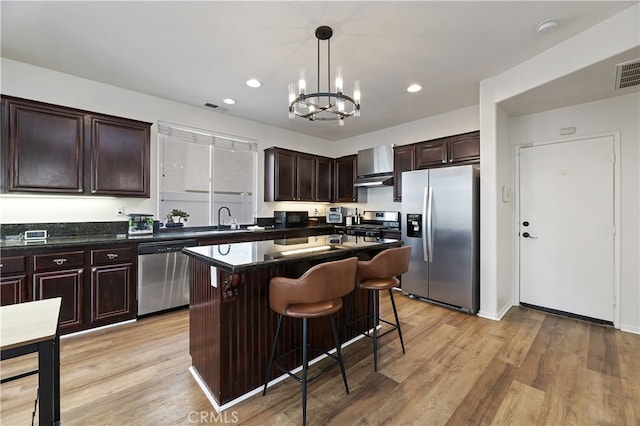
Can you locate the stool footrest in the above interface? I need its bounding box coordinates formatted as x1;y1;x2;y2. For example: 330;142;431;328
272;344;342;385
345;315;399;340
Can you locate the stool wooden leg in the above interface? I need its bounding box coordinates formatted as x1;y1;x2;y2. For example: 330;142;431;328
301;317;309;426
388;289;405;354
329;314;349;394
262;314;283;396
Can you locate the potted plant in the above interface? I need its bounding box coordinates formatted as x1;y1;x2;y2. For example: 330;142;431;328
166;209;189;227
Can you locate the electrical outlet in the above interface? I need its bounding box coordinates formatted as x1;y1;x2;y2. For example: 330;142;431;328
116;206;125;216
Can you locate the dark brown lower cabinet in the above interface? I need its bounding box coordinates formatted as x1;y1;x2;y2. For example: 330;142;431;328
34;268;84;332
90;246;136;324
1;275;28;306
20;244;137;334
0;255;28;306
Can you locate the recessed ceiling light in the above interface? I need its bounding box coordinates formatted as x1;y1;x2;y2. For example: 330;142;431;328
246;79;262;88
536;19;558;33
222;98;236;105
407;84;422;93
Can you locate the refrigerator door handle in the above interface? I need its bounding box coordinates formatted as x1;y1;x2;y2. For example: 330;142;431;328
426;186;434;262
422;187;428;261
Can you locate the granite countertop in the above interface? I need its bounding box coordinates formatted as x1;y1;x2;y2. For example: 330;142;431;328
183;234;402;274
0;225;335;250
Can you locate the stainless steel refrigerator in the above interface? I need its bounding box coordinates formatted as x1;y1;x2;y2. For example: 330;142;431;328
401;165;479;314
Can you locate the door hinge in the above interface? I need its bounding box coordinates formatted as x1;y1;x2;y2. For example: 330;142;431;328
613;225;617;236
612;152;616;164
613;297;616;307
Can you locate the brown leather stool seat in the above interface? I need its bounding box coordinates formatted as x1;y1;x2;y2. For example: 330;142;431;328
344;245;411;371
263;256;358;426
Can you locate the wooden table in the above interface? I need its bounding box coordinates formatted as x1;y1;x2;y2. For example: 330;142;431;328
1;297;62;425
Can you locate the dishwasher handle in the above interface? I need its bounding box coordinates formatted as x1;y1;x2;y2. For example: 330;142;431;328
137;239;198;255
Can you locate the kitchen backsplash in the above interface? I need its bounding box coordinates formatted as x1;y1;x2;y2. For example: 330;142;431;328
1;221;129;239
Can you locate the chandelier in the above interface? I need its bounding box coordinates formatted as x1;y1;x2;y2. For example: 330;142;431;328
288;26;361;126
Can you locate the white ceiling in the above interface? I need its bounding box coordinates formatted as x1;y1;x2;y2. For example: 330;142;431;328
1;1;638;141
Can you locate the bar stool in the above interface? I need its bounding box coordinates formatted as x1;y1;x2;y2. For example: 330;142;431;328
344;245;411;371
262;256;358;426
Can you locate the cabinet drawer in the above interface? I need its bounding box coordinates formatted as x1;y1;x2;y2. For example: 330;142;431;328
91;247;133;266
1;256;26;275
33;251;84;272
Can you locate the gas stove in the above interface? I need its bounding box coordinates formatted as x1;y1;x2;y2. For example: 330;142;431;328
344;211;400;237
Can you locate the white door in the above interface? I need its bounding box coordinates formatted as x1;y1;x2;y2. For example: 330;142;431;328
519;136;615;322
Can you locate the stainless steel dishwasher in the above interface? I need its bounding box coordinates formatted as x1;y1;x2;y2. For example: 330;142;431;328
137;239;198;316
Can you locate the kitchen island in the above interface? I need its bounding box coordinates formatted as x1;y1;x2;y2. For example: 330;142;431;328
183;234;402;410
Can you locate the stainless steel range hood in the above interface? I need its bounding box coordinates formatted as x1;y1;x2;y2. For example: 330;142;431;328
354;145;394;187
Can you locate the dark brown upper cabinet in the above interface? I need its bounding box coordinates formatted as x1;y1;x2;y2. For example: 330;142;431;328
448;131;481;164
415;137;448;169
393;144;416;202
334;154;358;202
90;115;150;196
314;156;333;202
264;147;296;201
1;95;151;197
2;97;85;193
264;147;333;202
415;131;479;169
295;152;316;201
393;130;479;201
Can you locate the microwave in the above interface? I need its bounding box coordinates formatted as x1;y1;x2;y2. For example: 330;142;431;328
326;207;345;224
274;211;309;228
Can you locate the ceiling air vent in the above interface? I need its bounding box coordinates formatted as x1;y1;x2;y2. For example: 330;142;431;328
614;58;640;90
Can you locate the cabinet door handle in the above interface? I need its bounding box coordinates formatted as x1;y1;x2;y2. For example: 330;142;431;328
92;267;97;272
107;253;119;260
53;258;67;265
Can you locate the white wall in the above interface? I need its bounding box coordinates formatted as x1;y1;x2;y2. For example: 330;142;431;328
509;93;640;333
479;4;640;332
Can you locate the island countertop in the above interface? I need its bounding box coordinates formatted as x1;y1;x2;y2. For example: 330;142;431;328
182;234;402;274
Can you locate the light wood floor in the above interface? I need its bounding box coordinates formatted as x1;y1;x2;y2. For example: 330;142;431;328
2;292;639;425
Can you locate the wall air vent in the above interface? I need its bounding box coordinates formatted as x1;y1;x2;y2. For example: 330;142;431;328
614;58;640;90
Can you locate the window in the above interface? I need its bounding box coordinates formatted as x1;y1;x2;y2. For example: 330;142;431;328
158;122;257;227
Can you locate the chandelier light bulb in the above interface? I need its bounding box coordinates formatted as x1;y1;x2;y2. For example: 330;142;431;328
288;83;296;103
288;83;296;119
354;80;361;103
298;68;306;94
335;65;344;93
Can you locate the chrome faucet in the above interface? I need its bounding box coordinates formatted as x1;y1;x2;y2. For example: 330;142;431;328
217;206;231;228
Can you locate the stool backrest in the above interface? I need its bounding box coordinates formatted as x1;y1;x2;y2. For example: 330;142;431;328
357;245;411;283
269;257;358;315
